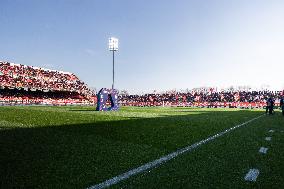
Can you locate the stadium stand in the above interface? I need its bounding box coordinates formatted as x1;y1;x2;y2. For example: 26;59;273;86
1;60;283;108
118;90;283;108
0;61;95;105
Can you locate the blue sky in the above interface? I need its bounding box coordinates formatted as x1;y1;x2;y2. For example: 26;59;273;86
1;0;284;93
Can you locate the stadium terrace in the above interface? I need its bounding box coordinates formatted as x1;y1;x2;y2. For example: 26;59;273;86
118;90;283;108
1;61;283;108
0;61;95;105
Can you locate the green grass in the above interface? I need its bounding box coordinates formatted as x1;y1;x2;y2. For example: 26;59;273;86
0;106;283;189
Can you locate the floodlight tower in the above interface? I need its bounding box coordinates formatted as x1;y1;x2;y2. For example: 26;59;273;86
108;37;119;89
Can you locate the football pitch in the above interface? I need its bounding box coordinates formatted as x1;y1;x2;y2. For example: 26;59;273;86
0;106;283;189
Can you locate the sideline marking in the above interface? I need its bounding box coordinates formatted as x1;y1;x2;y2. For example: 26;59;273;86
259;147;268;154
0;120;31;129
244;169;259;182
265;137;271;141
87;115;264;189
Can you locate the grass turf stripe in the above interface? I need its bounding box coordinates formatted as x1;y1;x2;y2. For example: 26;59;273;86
87;114;264;189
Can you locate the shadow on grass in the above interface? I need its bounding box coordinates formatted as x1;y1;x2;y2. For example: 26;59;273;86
0;109;264;189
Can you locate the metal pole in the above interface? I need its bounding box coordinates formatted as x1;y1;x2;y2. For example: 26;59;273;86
112;50;114;89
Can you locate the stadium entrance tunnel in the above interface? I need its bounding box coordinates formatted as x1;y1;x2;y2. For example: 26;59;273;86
96;88;119;111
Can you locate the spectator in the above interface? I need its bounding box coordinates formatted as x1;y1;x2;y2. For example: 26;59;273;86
280;96;284;116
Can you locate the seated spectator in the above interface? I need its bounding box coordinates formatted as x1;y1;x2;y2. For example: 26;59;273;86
0;61;91;96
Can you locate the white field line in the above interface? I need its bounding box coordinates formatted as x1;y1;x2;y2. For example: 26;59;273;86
244;168;260;181
87;114;264;189
0;120;28;129
259;147;268;154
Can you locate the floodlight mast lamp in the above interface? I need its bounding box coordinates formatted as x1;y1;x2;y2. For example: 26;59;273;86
109;37;118;89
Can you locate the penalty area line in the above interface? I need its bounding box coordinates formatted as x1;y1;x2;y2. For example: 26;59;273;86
87;114;264;189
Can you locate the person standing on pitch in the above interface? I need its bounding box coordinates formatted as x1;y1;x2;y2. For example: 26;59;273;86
280;96;284;116
265;97;269;114
266;97;274;115
265;97;270;114
270;97;274;115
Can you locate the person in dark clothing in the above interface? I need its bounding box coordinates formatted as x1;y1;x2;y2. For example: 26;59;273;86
270;98;274;114
265;98;269;114
280;96;284;116
266;97;274;115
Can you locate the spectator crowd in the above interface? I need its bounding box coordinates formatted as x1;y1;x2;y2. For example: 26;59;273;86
0;88;95;106
119;90;284;108
1;61;283;108
0;61;95;105
0;61;90;95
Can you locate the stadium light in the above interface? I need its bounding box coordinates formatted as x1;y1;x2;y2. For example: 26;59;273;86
109;37;118;89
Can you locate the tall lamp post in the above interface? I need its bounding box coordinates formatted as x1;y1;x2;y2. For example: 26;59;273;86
108;37;118;89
